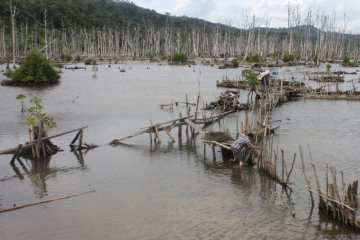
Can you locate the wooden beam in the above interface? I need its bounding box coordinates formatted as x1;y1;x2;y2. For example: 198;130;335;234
165;129;175;143
184;118;205;137
203;140;231;150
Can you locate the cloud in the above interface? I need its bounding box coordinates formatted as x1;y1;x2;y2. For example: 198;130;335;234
132;0;360;33
174;0;217;19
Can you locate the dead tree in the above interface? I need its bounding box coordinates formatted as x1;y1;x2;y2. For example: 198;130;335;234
10;0;18;68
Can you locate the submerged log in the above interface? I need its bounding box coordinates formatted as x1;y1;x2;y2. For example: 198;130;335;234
0;190;95;213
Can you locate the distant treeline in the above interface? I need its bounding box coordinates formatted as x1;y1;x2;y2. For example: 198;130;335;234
0;0;359;63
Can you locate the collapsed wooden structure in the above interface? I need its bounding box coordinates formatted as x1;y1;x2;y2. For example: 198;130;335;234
216;73;360;101
308;73;345;82
203;90;249;111
0;126;95;163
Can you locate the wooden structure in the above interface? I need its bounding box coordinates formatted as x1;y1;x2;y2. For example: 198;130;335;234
0;126;91;162
308;73;345;82
203;90;249;112
300;146;360;229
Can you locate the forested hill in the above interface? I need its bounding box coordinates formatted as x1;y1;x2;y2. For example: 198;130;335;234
0;0;212;29
0;0;359;62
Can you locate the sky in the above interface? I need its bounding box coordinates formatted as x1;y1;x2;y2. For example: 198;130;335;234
130;0;360;33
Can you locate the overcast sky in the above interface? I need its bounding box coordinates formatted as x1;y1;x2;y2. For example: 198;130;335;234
131;0;360;33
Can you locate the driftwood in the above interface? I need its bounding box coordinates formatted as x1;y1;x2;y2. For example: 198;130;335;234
203;90;249;112
0;190;95;213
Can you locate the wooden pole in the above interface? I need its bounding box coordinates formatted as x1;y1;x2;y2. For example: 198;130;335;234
203;143;206;158
178;113;182;137
299;145;314;206
285;153;296;184
212;145;216;161
78;129;83;148
10;144;22;165
149;120;161;143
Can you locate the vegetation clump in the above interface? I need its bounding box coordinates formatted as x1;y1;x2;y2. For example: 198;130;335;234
85;58;97;65
16;94;26;112
61;53;72;62
231;58;240;68
245;53;261;64
242;68;260;103
169;52;188;65
242;69;260;88
4;50;60;85
342;55;357;67
26;94;56;129
325;63;332;73
283;53;294;63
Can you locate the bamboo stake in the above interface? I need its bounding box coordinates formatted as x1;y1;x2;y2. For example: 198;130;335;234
299;145;314;206
178;113;182;137
212;145;216;161
308;144;321;193
285;153;296;184
308;189;356;212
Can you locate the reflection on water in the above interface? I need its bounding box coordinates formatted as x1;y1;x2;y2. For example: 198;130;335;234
6;150;88;198
0;63;360;239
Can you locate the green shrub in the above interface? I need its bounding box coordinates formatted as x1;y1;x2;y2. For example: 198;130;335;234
6;50;60;83
283;53;294;63
61;53;72;62
325;63;332;73
169;52;188;65
75;55;81;62
342;55;353;66
242;69;260;88
85;58;97;65
231;58;239;68
245;53;261;63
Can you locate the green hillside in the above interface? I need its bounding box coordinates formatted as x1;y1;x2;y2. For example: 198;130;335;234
0;0;213;29
0;0;359;62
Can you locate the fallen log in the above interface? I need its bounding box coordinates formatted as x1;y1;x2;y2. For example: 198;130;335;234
0;190;95;213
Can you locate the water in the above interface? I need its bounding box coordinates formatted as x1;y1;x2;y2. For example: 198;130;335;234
0;63;359;239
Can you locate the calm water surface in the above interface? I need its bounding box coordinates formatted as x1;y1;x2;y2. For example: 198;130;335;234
0;63;359;239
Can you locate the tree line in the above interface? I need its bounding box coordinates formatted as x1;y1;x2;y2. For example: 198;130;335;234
0;0;360;64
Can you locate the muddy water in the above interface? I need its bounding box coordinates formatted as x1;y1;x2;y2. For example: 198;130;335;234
0;63;359;239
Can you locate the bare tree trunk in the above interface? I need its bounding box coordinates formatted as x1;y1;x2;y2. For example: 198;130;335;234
44;9;48;59
10;0;17;68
